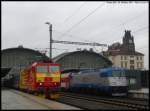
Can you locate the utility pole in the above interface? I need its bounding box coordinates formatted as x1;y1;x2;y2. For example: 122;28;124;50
45;22;52;60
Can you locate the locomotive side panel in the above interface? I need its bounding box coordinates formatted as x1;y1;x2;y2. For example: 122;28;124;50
19;67;36;92
70;71;109;88
64;68;128;96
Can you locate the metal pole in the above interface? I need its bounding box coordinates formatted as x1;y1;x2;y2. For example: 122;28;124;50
49;24;52;60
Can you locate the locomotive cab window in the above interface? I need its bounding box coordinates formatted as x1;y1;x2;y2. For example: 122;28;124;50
49;66;59;73
36;66;48;73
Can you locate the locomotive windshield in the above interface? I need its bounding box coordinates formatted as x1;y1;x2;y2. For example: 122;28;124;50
49;66;59;73
37;66;48;73
112;70;125;77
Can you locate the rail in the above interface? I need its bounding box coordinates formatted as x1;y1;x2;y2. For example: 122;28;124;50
57;92;149;110
128;92;149;100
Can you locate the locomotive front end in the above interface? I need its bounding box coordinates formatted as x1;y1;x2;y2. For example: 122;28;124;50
36;63;61;99
108;68;128;96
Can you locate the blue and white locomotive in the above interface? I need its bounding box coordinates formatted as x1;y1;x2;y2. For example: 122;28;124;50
67;67;128;96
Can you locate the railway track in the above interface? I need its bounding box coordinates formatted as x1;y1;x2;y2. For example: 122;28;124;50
57;92;149;110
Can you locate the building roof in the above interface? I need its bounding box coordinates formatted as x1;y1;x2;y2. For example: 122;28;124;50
2;46;49;59
53;52;71;62
106;30;144;56
53;50;112;65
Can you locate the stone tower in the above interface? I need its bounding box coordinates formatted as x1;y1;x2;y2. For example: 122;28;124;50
122;30;135;52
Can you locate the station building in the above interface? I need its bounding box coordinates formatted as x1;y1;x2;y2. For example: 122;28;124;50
2;45;49;68
102;30;144;70
102;30;148;91
2;46;112;77
1;45;49;77
53;50;112;71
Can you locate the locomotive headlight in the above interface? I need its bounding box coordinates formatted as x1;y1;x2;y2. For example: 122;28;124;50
39;82;42;86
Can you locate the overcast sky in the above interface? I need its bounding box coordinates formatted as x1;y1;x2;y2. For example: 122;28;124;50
2;1;149;69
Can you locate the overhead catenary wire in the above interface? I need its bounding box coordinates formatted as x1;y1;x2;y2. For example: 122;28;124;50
90;10;148;40
53;25;148;53
53;3;147;54
103;26;148;47
121;10;147;27
53;29;94;43
65;3;105;33
63;2;86;23
132;26;148;33
58;3;147;45
59;2;105;39
59;5;147;46
53;29;104;52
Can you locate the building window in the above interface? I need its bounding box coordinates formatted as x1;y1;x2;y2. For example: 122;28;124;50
140;62;143;68
124;56;127;60
79;62;86;68
137;62;139;68
140;56;142;60
130;56;134;58
121;61;123;68
130;60;134;64
130;65;134;69
125;62;127;68
136;56;139;60
121;56;123;60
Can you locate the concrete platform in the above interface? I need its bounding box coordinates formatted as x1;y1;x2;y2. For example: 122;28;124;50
2;88;81;110
128;88;149;99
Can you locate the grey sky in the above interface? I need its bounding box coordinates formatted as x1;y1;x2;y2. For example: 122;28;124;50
2;1;149;69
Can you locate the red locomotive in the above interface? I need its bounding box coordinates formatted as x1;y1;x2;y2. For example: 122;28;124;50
19;61;61;99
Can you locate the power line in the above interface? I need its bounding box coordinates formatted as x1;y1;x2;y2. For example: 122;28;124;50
90;10;148;40
53;29;108;50
65;3;105;33
105;26;148;44
121;10;147;26
102;27;148;51
59;2;105;39
54;4;147;53
53;29;93;42
63;2;86;23
52;40;107;47
60;3;146;44
53;26;147;53
133;26;148;33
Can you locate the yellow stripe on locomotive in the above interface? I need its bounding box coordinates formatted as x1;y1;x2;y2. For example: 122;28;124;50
36;73;60;82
